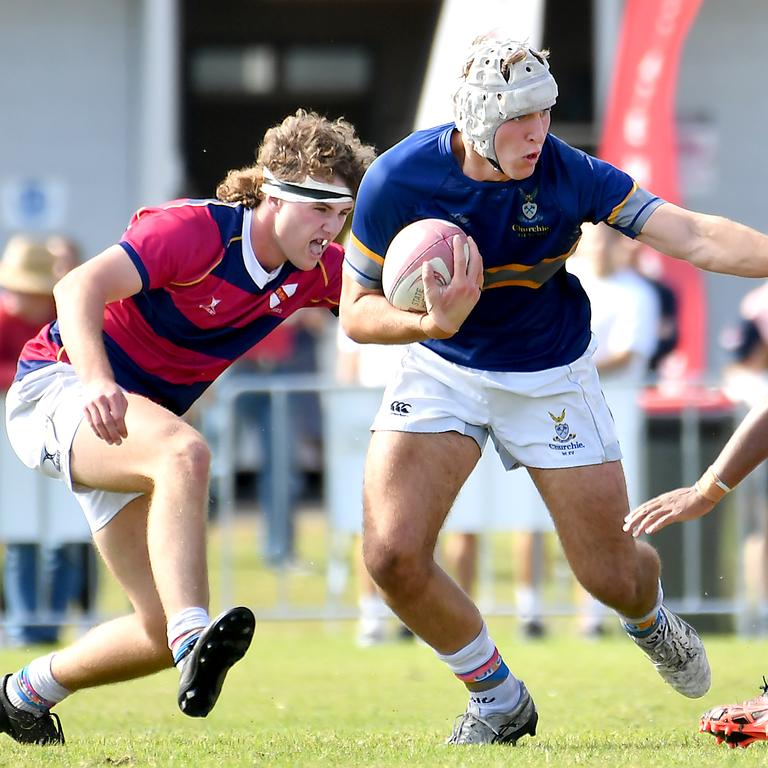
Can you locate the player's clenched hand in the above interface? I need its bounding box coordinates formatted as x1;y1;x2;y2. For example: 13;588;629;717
623;486;715;537
422;235;483;337
83;379;129;445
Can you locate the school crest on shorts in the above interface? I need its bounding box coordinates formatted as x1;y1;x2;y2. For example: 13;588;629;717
546;408;585;457
548;408;575;442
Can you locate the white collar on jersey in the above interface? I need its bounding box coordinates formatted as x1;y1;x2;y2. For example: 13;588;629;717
241;207;283;288
260;169;354;204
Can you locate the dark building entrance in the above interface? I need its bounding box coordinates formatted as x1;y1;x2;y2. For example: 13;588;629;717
181;0;441;196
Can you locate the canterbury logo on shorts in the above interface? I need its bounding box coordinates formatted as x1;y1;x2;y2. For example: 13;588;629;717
390;400;412;415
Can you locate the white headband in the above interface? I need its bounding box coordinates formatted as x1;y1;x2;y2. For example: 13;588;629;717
261;169;354;203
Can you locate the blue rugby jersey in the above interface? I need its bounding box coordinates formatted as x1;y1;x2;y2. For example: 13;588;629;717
16;199;342;415
345;123;664;372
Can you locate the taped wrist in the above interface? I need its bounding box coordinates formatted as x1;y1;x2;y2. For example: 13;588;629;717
694;466;732;503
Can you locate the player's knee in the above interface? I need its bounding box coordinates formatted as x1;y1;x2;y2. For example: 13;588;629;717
584;574;636;610
582;567;657;614
155;425;211;482
363;537;430;596
578;539;661;612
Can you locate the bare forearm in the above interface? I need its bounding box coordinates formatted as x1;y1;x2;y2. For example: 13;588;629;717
640;204;768;277
711;401;768;488
340;292;434;344
54;278;115;384
690;216;768;276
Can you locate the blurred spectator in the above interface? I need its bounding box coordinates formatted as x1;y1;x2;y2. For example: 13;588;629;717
0;234;95;644
721;282;768;407
331;328;408;645
207;309;328;567
645;272;679;377
720;281;768;620
443;529;549;638
568;222;661;635
47;234;82;282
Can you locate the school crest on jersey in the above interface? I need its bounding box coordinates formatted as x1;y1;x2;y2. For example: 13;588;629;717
512;187;549;237
269;283;298;311
521;189;538;220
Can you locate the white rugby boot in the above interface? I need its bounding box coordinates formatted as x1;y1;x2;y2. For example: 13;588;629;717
627;606;711;698
447;681;538;745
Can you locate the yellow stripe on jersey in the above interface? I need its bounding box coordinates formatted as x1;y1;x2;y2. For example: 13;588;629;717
169;254;225;286
606;181;638;225
350;233;384;266
317;260;330;287
483;240;578;290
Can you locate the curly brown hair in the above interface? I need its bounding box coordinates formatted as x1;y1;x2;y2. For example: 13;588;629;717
216;109;376;208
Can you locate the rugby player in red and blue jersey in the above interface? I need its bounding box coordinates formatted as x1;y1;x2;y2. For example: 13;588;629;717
0;109;374;744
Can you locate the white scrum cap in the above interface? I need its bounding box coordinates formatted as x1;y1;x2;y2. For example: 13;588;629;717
452;37;558;167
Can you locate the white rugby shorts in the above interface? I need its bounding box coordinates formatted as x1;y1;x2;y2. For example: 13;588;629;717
5;362;144;533
371;336;621;470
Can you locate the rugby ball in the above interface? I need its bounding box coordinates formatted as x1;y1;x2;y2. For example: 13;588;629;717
382;219;468;312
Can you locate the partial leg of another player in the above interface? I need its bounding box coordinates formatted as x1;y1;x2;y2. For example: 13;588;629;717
699;678;768;748
530;461;710;698
362;430;538;745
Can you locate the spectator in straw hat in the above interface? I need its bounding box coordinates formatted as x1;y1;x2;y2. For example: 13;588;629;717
0;235;83;646
0;236;57;384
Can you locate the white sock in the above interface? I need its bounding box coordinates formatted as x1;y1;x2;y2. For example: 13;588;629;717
620;582;664;636
581;594;608;631
358;594;391;621
167;606;210;666
515;586;541;623
8;653;70;715
435;623;522;716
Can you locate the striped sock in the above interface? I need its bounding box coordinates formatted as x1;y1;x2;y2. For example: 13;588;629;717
7;654;70;715
436;623;521;716
167;607;210;667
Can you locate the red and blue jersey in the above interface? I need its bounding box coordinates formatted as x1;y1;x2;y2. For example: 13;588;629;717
15;199;342;414
346;124;664;372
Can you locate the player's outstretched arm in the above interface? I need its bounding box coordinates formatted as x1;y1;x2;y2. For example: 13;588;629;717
54;244;143;445
638;202;768;276
624;486;715;537
624;398;768;536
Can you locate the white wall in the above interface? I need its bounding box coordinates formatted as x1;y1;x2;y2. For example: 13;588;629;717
676;0;768;375
0;0;141;260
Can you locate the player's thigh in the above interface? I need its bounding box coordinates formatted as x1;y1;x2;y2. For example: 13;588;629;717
92;494;164;624
363;430;480;551
528;461;637;582
70;392;208;493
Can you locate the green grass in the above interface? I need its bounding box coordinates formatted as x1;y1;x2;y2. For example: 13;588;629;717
5;627;768;766
5;511;767;765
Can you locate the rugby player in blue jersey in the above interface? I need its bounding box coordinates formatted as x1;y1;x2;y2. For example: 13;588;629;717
340;33;768;745
0;110;374;744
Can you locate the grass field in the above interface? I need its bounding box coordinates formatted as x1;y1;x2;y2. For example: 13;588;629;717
3;511;766;766
3;627;768;767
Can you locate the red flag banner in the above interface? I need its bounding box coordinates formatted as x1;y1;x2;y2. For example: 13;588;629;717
599;0;704;378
